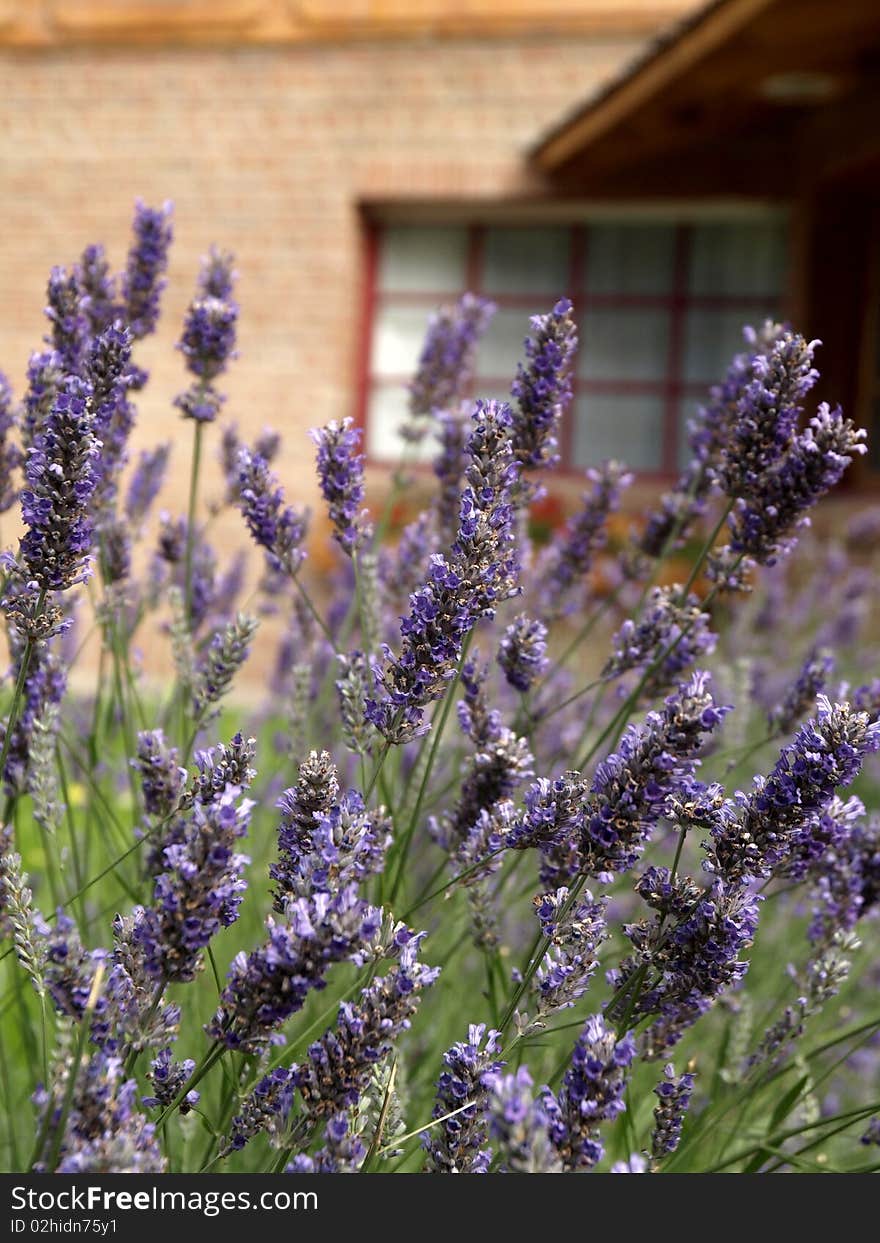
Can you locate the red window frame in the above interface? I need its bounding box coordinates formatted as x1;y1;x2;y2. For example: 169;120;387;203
355;219;785;479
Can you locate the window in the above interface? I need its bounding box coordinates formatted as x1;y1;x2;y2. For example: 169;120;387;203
360;217;788;474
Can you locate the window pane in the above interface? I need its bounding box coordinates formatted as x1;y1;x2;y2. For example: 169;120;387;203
689;220;786;296
371;305;434;377
683;306;778;384
366;384;434;462
483;227;571;295
586;223;676;295
572;394;665;471
378;226;467;293
476;308;533;383
579;308;669;381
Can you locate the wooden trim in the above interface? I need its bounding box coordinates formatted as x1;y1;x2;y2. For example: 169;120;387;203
534;0;778;171
2;1;692;49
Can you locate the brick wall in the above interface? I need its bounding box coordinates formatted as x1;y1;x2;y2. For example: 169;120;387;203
0;31;661;683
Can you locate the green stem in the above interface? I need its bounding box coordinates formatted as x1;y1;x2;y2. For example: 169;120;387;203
388;634;474;907
183;419;204;628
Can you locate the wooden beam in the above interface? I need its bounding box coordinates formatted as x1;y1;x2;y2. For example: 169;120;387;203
534;0;779;171
2;0;693;49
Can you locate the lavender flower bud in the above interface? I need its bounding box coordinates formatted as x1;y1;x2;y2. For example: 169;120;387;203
485;1067;561;1173
424;1024;504;1173
368;400;519;744
582;671;730;879
768;648;834;736
21;350;63;449
604;586;716;697
135;786;253;983
207;887;383;1053
711;404;867;585
409;293;495;421
237;447;309;576
651;1064;695;1158
142;1048;199;1115
498;614;548;693
18;375;101;591
192;613;259;721
292;934;439;1124
708;698;880;883
198;245;236;300
532;886;607;1019
36;1051;165;1173
717;331;819;500
542;461;632;615
310;417;372;556
121;200;173;340
545;1014;635;1170
271;750;340;912
77;243;117;336
44;266;89;376
510;297;577;476
609;875;760;1058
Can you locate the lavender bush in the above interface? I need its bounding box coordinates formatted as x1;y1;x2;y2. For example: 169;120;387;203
1;204;880;1175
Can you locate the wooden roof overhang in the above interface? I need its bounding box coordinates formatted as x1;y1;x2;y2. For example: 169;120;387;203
531;0;880;198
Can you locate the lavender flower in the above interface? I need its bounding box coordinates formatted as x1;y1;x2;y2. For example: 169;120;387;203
44;266;89;376
581;672;730;879
603;586;716;697
125;443;170;531
292;934;439;1123
532;885;608;1018
651;1064;695;1158
192;613;259;721
36;1051;165;1173
121;200;173;340
198;245;236;300
485;1067;560;1173
711;403;867;585
808;801;880;943
77;243;117;336
708;698;880;883
609;874;760;1058
718;331;819;500
21;350;63;449
498;614;548;693
424;1024;504;1173
174;296;238;423
143;1048;199;1115
0;371;21;513
237;447;309;576
409;293;495;421
431;658;533;857
135;786;253;983
289;1115;366;1174
18;375;101;591
273;790;391;902
369;400;519;743
207;887;382;1053
768;648;834;736
271;750;340;912
545;1014;635;1170
636;323;785;560
542;461;632;615
133;729;186;820
188;733;257;808
310;418;372;556
510;297;577;476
